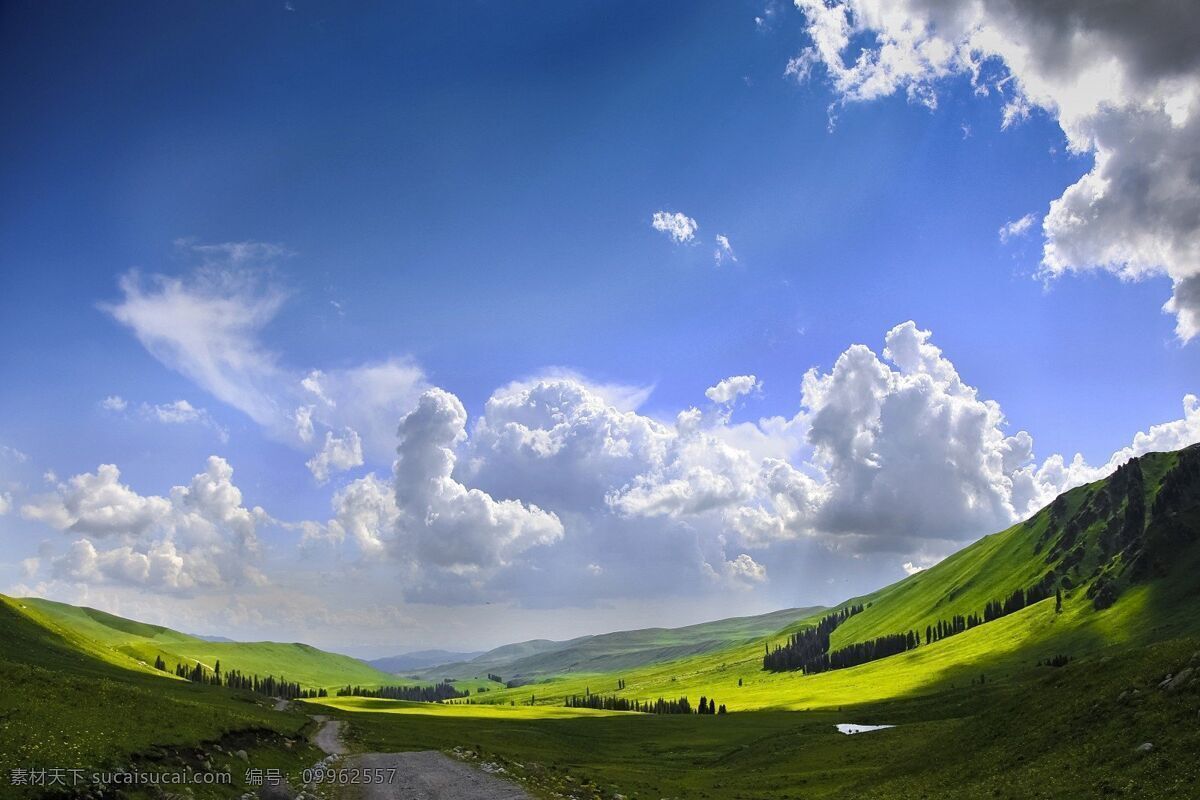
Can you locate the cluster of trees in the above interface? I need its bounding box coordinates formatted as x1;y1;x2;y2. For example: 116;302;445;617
805;631;920;674
616;678;626;690
336;680;468;702
563;694;725;715
161;657;326;699
487;673;503;683
762;605;863;672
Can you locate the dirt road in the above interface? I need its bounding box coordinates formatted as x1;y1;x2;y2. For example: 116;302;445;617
310;714;348;756
344;751;533;800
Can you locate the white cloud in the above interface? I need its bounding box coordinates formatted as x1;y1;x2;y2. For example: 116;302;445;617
101;266;286;426
21;457;267;592
705;375;761;405
651;211;699;244
101;395;127;412
0;445;28;463
306;428;364;483
902;561;924;575
724;553;767;584
395;389;563;573
0;492;10;515
102;245;430;464
998;213;1037;243
714;234;737;264
787;0;1200;339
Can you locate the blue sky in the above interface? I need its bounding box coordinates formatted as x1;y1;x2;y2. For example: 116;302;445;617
1;1;1197;653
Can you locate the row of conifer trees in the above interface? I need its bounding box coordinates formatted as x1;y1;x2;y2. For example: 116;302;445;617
764;576;1063;673
563;693;726;714
335;680;468;702
156;656;327;699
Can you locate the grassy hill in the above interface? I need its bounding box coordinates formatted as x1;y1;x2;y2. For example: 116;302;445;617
17;596;401;690
415;606;825;682
0;596;326;797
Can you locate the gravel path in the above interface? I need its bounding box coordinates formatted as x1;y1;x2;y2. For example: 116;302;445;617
345;752;533;800
311;715;348;756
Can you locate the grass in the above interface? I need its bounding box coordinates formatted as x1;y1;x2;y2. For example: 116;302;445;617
0;597;325;798
308;636;1200;799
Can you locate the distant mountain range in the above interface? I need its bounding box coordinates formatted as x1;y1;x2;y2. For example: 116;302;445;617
366;649;485;673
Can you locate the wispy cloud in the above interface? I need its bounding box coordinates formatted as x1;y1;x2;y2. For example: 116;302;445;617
998;213;1037;243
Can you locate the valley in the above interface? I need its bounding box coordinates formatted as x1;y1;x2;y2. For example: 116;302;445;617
2;445;1198;799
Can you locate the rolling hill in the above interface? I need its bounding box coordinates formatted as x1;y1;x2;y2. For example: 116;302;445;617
17;596;401;690
412;606;826;682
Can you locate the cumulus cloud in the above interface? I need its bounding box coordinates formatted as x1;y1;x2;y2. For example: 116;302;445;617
395;389;563;573
651;211;699;244
999;213;1037;243
21;457;267;592
705;375;761;405
102;243;429;463
306;428;364;483
101;395;127;412
787;0;1200;339
0;492;10;515
723;553;768;584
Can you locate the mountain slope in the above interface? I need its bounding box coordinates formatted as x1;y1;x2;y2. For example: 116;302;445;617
19;596;400;689
417;606;825;682
0;596;315;778
454;445;1200;709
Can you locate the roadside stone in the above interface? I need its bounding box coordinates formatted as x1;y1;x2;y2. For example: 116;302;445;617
1165;666;1194;691
1135;742;1154;754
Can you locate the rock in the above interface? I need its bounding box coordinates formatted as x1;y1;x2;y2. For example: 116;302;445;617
1165;666;1194;691
1135;742;1154;754
236;749;249;761
1158;674;1174;690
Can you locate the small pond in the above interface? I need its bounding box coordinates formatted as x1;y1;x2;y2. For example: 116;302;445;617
836;723;895;735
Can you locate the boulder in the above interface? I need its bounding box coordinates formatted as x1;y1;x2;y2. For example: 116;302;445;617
1135;742;1154;754
236;749;250;762
1165;666;1194;691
